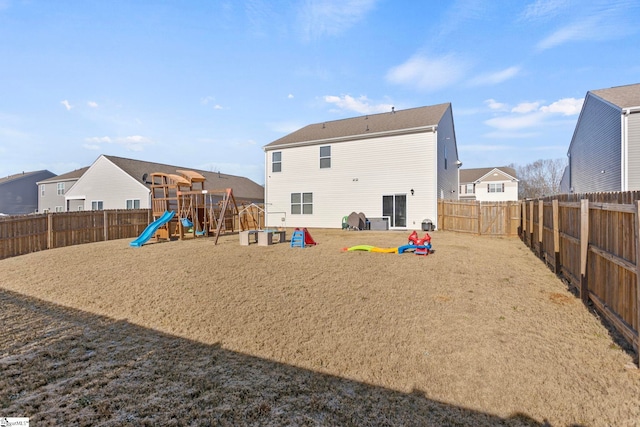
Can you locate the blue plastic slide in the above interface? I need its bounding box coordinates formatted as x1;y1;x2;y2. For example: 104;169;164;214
130;211;175;247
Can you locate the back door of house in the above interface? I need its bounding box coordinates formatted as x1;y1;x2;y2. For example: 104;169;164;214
382;194;406;228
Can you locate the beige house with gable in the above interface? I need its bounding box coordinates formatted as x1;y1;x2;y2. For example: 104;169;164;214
459;167;518;202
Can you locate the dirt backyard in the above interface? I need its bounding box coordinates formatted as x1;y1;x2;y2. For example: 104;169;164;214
1;229;638;426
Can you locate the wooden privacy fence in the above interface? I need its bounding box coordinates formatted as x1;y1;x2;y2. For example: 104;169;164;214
521;192;640;356
438;200;520;236
0;209;151;260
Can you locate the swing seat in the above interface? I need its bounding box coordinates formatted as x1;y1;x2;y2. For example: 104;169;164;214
181;217;193;227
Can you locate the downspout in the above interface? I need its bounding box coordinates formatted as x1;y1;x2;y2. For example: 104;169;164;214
622;106;640;191
263;148;269;228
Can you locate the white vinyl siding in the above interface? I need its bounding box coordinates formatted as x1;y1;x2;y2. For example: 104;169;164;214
568;94;622;193
65;156;151;210
265;131;438;229
626;112;640;190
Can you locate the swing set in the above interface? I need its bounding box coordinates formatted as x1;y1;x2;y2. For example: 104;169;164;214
149;169;246;244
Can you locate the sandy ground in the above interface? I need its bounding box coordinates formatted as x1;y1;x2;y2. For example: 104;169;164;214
1;228;639;426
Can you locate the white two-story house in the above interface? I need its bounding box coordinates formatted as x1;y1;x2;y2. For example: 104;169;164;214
459;167;518;202
263;104;460;230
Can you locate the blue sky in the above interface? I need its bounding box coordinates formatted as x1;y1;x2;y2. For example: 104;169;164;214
1;0;639;185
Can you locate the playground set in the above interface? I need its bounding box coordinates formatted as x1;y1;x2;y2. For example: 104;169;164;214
342;230;433;255
290;228;318;248
130;169;262;247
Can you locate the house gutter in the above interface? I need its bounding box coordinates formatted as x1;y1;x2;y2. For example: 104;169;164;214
621;106;640;191
263;125;438;151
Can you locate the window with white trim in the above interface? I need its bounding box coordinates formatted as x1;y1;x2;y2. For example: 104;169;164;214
272;151;282;173
55;206;63;212
57;182;65;195
40;185;45;196
487;183;505;193
291;192;313;214
91;200;104;210
466;183;474;194
320;146;331;169
126;199;140;209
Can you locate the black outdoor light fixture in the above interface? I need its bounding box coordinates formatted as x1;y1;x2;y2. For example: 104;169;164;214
411;189;414;196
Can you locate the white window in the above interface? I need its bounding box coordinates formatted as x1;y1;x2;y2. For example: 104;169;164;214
488;183;504;193
466;184;474;194
126;199;140;209
91;200;104;210
40;185;45;196
291;192;313;214
57;182;65;195
42;208;49;214
320;146;331;169
272;151;282;173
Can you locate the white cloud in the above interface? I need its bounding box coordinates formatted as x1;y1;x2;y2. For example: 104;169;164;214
386;53;468;92
511;101;541;114
213;105;223;110
323;94;393;115
485;112;546;130
61;100;72;111
201;96;214;105
540;97;583;115
469;66;521;86
298;0;378;40
485;99;508;111
288;94;294;99
520;0;571;21
84;135;153;152
536;18;596;50
87;101;98;108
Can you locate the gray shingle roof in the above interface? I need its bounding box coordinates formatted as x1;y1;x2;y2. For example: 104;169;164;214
590;83;640;109
264;103;451;148
460;167;517;183
0;170;54;185
38;167;90;183
104;155;264;202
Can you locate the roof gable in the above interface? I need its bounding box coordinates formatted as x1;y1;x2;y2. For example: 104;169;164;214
460;167;517;183
37;167;90;184
264;103;450;149
590;83;640;109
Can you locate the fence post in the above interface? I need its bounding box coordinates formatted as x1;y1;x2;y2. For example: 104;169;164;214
521;201;527;242
103;210;108;242
529;200;534;249
580;199;590;304
635;201;640;356
552;199;560;274
477;201;482;235
538;200;544;258
47;213;53;249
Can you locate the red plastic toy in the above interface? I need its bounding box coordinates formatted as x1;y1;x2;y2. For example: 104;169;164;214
408;230;431;246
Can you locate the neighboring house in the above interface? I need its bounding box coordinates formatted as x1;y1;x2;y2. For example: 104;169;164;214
0;170;56;215
263;104;460;230
459;167;518;202
64;155;264;211
565;82;640;193
37;167;89;213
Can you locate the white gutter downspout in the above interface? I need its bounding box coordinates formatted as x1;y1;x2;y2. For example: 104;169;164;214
622;106;640;191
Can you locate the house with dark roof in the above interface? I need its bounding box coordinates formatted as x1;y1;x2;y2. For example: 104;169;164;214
63;155;264;211
37;167;90;213
0;170;56;215
564;83;640;193
263;104;460;229
459;167;518;202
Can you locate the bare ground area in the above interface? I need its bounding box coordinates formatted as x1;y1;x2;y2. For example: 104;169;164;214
1;229;639;426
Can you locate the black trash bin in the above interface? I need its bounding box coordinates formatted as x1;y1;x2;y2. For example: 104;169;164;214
421;219;433;231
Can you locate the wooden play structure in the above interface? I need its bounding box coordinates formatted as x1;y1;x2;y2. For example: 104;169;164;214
149;169;248;244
